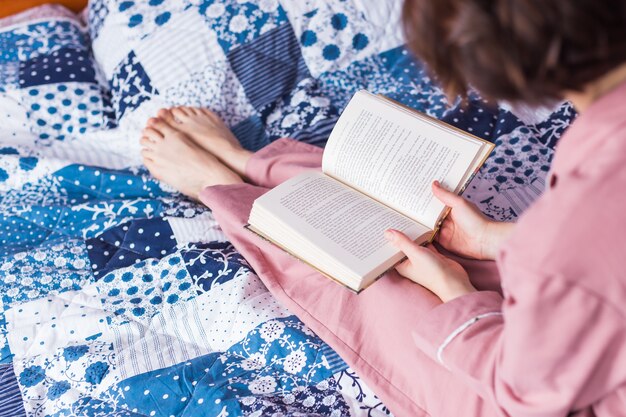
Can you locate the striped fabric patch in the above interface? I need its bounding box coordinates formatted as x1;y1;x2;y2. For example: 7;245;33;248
133;9;223;92
231;115;270;151
292;115;339;147
0;363;26;417
228;24;310;110
320;342;348;374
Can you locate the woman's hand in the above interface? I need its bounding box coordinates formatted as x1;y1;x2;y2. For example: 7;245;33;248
385;229;476;302
432;181;513;260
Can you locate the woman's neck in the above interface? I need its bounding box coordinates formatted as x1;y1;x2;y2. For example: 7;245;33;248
566;62;626;112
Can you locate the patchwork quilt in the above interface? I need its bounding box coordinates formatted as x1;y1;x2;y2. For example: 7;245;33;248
0;1;575;416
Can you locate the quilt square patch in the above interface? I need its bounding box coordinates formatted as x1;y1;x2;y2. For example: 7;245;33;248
13;341;116;417
0;61;19;91
181;241;250;291
162;62;256;128
0;31;22;64
23;83;112;142
227;23;310;110
105;295;217;381
2;20;86;63
105;0;186;40
377;46;449;118
134;8;224;93
199;0;289;54
104;352;221;417
110;51;158;120
88;0;110;41
239;376;350;417
166;212;227;245
0;238;92;307
0;363;26;417
96;252;197;326
231;115;270;151
0;144;65;196
286;2;391;77
18;48;97;88
0;312;11;364
262;77;338;146
85;217;177;278
4;288;110;361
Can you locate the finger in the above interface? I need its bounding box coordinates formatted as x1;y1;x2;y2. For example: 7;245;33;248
424;244;440;254
142;127;163;141
435;224;452;243
394;258;413;277
432;181;465;208
149;117;178;136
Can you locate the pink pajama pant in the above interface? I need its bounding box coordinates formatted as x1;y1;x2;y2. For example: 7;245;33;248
199;138;501;417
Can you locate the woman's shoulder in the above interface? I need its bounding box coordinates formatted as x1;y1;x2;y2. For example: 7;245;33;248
499;166;626;306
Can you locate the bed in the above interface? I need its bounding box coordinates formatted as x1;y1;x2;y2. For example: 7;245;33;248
0;1;575;416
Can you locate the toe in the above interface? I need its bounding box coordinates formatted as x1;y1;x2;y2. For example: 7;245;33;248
201;108;219;120
150;117;179;137
141;148;153;160
180;106;194;116
140;136;153;148
157;108;177;124
171;107;188;121
143;157;162;180
142;127;164;142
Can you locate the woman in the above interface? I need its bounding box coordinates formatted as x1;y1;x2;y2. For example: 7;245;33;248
139;0;626;415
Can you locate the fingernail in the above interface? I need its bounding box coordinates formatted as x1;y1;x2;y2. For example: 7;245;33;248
433;180;440;187
384;230;396;241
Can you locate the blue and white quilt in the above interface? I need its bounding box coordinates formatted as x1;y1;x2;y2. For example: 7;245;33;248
0;1;575;416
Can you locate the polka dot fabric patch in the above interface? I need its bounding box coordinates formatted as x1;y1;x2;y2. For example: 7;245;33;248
287;2;386;77
22;83;112;143
96;252;198;326
85;217;177;278
19;48;96;88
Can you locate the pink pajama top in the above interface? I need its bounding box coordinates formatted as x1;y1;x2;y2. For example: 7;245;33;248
413;82;626;416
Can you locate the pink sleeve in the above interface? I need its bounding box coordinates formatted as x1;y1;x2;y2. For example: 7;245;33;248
245;138;323;188
413;270;626;417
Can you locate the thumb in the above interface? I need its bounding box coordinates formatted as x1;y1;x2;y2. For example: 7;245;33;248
385;229;429;261
432;181;465;208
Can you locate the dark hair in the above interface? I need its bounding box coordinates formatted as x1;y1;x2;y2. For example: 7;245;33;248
402;0;626;104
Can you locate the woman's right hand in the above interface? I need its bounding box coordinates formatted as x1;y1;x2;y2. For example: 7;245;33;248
432;181;514;260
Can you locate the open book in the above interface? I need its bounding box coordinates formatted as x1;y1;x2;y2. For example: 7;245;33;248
246;91;494;292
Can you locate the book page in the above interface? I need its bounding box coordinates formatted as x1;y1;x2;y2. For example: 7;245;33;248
322;91;485;229
250;171;431;279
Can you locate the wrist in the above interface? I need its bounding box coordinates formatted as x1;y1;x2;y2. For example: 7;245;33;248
439;280;476;303
481;221;515;260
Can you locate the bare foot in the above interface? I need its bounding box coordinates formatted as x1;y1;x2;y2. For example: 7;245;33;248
140;117;243;200
154;106;252;177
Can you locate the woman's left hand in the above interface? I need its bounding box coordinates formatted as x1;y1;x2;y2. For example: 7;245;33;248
385;229;476;302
